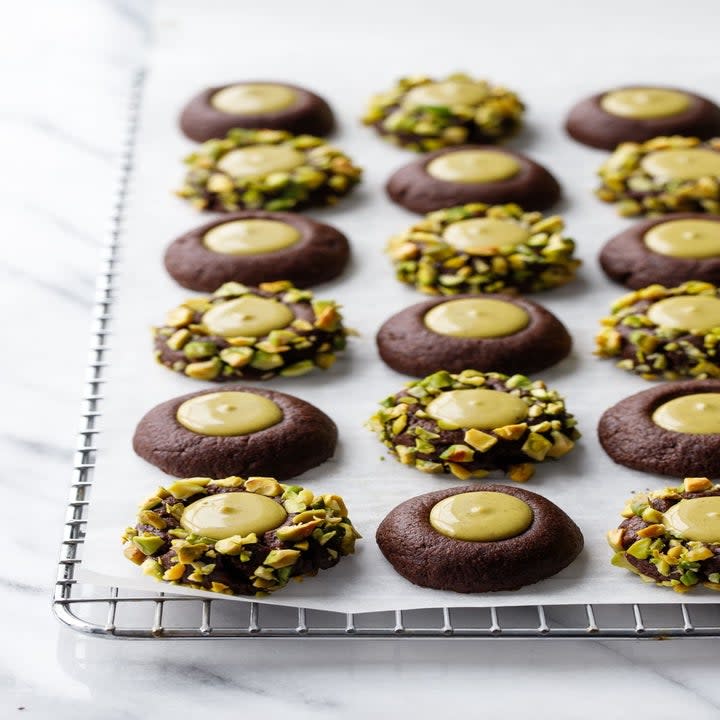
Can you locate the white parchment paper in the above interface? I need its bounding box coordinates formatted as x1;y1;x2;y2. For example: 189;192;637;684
79;5;720;611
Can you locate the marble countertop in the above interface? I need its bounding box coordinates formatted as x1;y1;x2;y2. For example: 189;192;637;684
4;1;720;717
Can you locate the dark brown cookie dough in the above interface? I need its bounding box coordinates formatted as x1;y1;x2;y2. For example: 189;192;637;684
133;385;337;480
376;484;583;593
598;379;720;477
376;294;571;377
566;86;720;150
607;477;720;594
123;475;360;597
179;81;335;142
386;145;560;214
164;211;350;292
599;213;720;289
369;370;579;483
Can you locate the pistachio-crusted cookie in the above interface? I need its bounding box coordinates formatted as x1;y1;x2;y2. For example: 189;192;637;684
122;475;360;597
387;204;579;296
176;129;362;213
596;136;720;217
368;370;579;482
595;281;720;380
362;73;524;152
154;281;348;381
608;477;720;594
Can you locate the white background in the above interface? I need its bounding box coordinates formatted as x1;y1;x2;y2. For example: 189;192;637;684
4;0;720;717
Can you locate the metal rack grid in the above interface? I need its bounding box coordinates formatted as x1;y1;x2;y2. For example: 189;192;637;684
52;70;720;641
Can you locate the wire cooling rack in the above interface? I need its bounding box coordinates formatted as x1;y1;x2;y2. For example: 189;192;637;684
52;70;720;641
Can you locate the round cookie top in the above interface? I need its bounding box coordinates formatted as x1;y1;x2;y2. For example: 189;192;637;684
132;384;338;481
596;136;720;217
566;86;720;151
429;490;533;541
164;210;351;293
176;390;283;437
386;203;579;296
203;218;301;255
597;379;720;478
177;129;362;213
376;293;571;378
362;73;524;152
598;213;720;291
210;83;298;114
596;281;720;381
386;145;561;214
600;88;691;119
153;281;348;382
122;475;360;597
179;82;335;142
376;483;583;593
608;476;720;592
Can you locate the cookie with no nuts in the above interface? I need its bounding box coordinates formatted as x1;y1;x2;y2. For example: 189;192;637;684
133;385;337;480
598;379;720;477
376;484;583;593
376;294;571;377
599;213;720;289
566;86;720;151
180;81;335;142
164;211;350;292
123;475;359;596
386;145;560;214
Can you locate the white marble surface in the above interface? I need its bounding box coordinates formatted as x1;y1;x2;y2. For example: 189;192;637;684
3;1;720;717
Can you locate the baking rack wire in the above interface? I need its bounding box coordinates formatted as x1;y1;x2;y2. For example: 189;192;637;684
52;69;720;640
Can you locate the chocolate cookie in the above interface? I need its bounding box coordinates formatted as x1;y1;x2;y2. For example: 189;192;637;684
387;203;579;296
176;129;362;213
369;370;579;483
376;294;572;377
179;82;335;142
566;86;720;151
595;281;720;380
154;281;348;381
386;145;560;214
376;484;583;593
123;475;359;596
133;385;337;480
362;73;524;152
164;211;350;292
596;136;720;217
608;477;720;594
598;379;720;477
599;213;720;289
